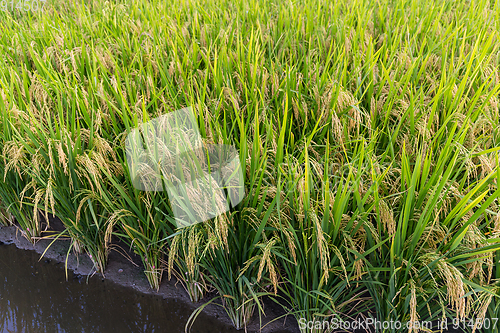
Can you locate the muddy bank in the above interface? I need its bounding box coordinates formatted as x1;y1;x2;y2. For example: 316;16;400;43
0;225;299;333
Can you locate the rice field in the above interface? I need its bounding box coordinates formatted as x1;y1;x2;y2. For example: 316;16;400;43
1;0;500;331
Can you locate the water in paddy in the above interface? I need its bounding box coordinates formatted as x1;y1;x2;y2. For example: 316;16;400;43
0;242;239;333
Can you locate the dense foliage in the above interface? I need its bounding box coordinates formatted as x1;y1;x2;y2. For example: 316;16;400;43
1;0;500;331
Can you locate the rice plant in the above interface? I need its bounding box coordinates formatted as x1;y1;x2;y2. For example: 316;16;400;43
270;139;377;333
1;0;500;331
166;224;208;303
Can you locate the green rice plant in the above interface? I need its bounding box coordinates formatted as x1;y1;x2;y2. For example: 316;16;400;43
183;100;281;329
96;149;176;291
467;163;500;333
0;50;123;270
0;151;36;237
0;22;123;266
363;114;500;331
197;207;278;330
1;0;500;332
166;224;208;303
12;115;120;274
0;167;36;237
0;89;38;239
477;282;500;333
268;133;380;333
193;138;278;328
98;193;172;291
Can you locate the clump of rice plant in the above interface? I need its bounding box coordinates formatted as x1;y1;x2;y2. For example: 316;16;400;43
167;224;208;303
0;111;39;240
97;160;175;291
196;207;277;330
268;136;375;333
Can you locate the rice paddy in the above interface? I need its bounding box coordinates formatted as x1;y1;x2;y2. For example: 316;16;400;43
1;0;500;331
